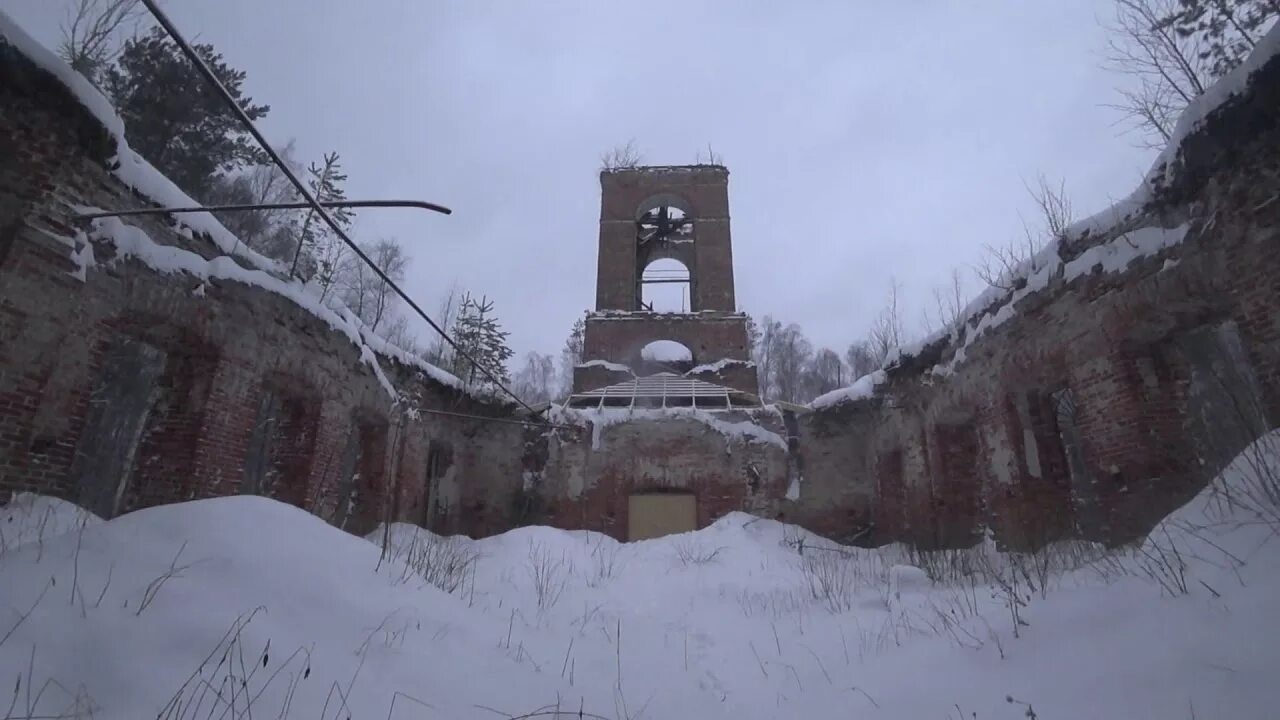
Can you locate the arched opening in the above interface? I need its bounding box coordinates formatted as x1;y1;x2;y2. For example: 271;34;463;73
639;339;694;373
636;204;692;244
637;338;691;366
639;258;690;312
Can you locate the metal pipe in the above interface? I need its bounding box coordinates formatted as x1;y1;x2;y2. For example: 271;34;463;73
77;199;452;220
412;406;575;430
137;0;539;417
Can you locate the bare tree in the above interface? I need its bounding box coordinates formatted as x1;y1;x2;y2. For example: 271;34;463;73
600;140;643;171
769;323;813;404
694;142;723;166
513;352;557;406
207;140;303;262
751;315;783;399
58;0;144;83
974;174;1073;291
557;315;586;398
802;348;845;400
844;341;877;379
866;278;905;364
424;282;462;369
930;267;968;334
341;238;408;331
380;315;418;354
1103;0;1214;146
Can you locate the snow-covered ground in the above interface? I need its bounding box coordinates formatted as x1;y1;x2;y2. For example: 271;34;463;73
3;433;1280;719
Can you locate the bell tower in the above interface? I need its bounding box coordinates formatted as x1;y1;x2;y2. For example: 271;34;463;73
572;165;758;395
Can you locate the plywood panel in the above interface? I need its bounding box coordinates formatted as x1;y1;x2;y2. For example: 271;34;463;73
628;493;696;541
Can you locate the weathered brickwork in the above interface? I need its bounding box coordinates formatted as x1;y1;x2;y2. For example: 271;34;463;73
3;26;1278;551
0;44;528;537
787;48;1280;548
533;411;791;541
576;165;759;394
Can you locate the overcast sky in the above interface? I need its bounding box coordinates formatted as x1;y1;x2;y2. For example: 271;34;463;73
8;0;1156;362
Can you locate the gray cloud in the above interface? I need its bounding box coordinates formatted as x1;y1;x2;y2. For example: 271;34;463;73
7;0;1154;360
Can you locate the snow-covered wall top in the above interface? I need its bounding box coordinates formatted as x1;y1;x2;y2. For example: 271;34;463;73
0;10;499;407
549;405;788;452
809;22;1280;410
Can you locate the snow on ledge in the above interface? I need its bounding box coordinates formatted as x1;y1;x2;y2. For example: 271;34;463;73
821;22;1280;397
0;10;126;143
553;406;787;452
809;370;887;410
80;215;480;403
687;358;755;375
0;11;282;275
0;11;499;406
576;359;634;374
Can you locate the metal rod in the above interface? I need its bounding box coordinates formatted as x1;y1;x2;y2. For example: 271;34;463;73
77;199;452;220
414;406;575;430
137;0;539;417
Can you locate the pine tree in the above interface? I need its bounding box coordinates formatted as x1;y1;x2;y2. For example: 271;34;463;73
291;152;355;299
1163;0;1278;79
102;26;270;198
558;315;586;395
449;294;514;387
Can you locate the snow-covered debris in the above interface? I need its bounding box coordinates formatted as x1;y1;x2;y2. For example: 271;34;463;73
576;359;634;373
687;358;755;374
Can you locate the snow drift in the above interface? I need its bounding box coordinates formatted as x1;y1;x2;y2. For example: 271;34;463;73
3;432;1280;718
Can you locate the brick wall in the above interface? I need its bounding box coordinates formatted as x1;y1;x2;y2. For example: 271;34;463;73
0;43;528;536
535;411;789;541
788;48;1280;549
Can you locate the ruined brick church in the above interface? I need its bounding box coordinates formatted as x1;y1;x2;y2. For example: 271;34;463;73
2;15;1279;549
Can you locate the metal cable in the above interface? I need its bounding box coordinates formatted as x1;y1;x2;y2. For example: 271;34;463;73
137;0;540;417
78;199;452;220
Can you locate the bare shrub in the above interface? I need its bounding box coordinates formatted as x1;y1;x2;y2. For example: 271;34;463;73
586;540;622;588
671;536;726;566
600;140;642;171
136;542;195;616
974;174;1073;292
1130;526;1192;596
385;530;479;596
3;644;98;719
527;540;569;612
906;545;990;586
735;588;807;621
798;549;859;613
158;607;321;720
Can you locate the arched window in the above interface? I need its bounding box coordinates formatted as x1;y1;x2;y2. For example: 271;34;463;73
639;258;690;312
639;339;694;373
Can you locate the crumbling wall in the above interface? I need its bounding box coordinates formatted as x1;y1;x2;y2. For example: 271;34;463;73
0;32;527;534
790;40;1280;548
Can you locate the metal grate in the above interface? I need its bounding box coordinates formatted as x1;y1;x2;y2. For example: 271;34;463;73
565;373;760;410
